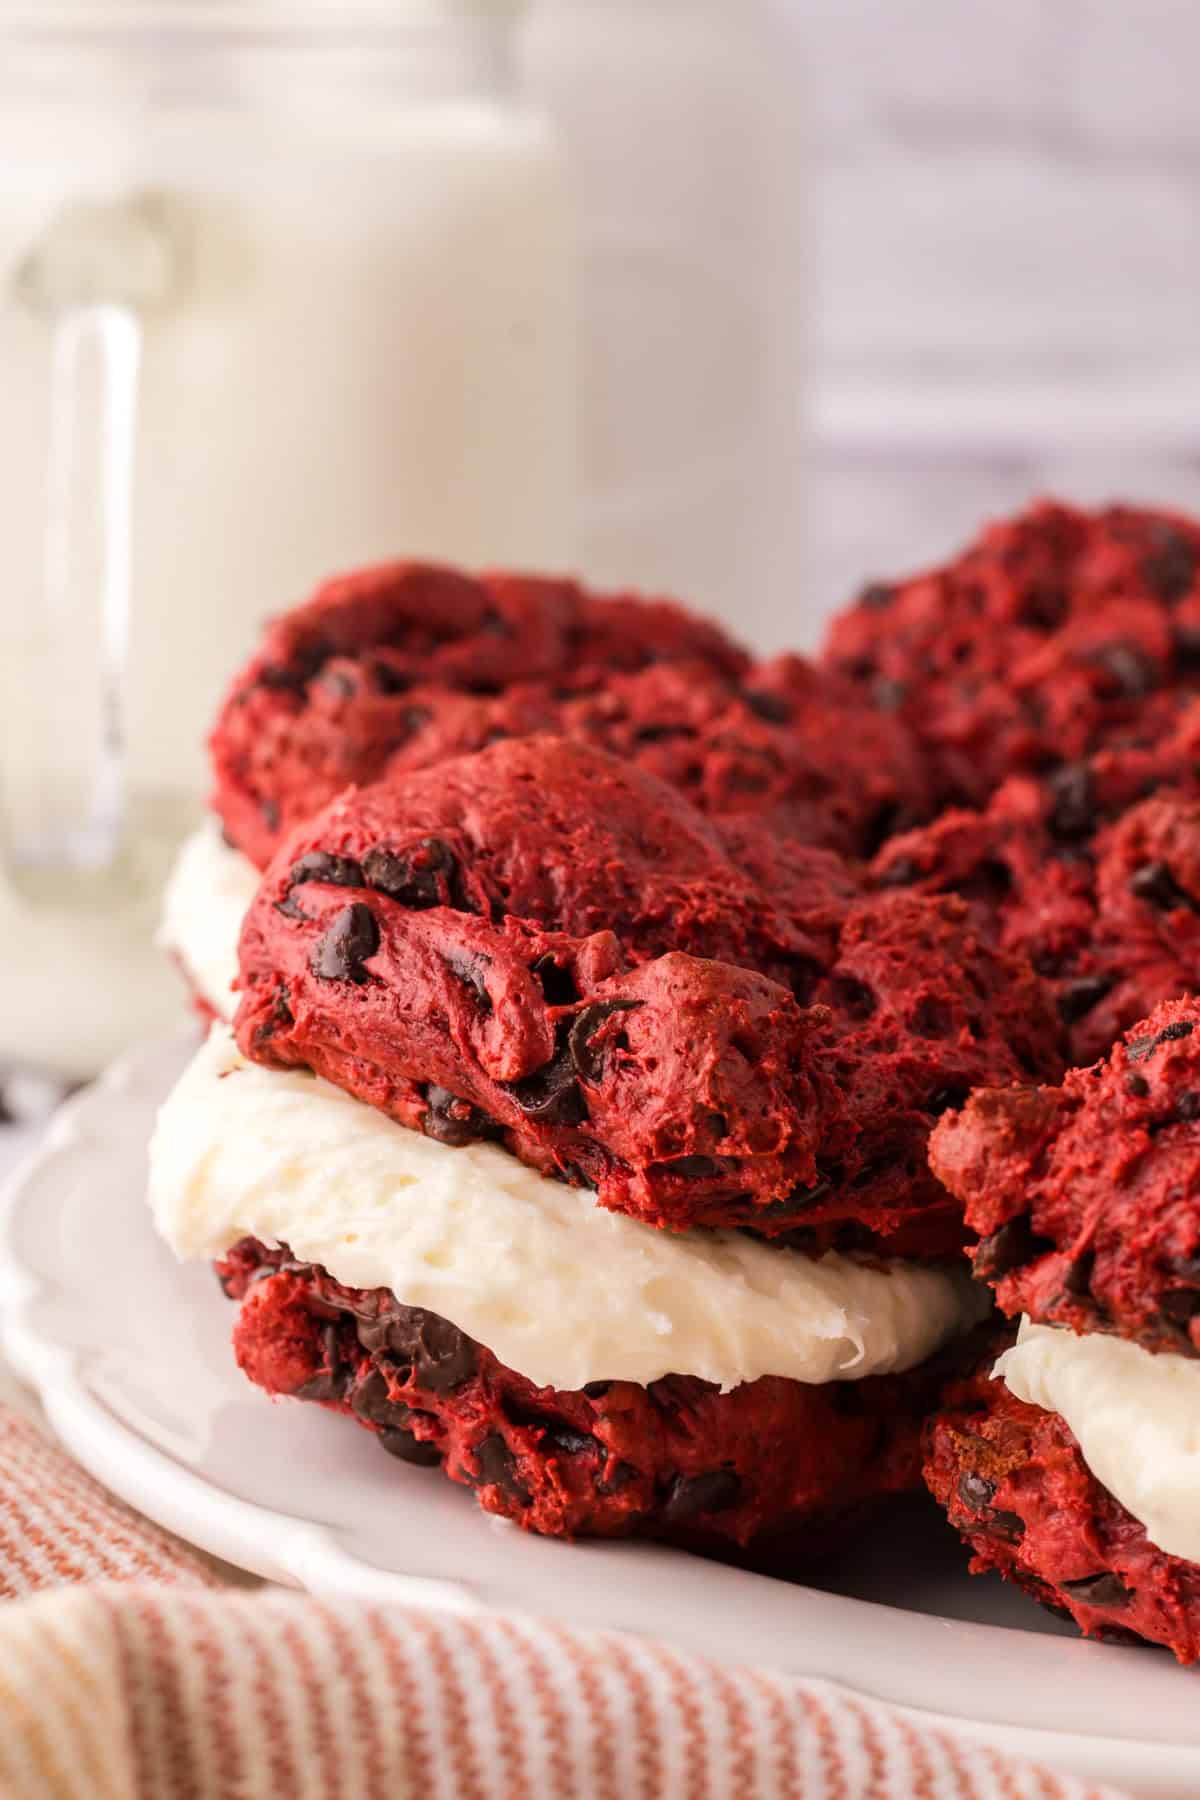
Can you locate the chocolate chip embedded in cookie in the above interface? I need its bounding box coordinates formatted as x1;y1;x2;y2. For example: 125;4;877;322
824;499;1200;809
930;995;1200;1353
218;1239;943;1562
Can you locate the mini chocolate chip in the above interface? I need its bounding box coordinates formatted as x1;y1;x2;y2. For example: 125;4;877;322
666;1155;724;1181
956;1471;996;1511
987;1510;1026;1544
423;1085;502;1149
1130;861;1196;912
974;1215;1056;1281
546;1427;601;1458
1061;1572;1134;1609
354;1305;478;1393
858;582;895;612
363;837;457;910
743;688;792;724
583;1381;612;1400
1157;1021;1196;1045
289;850;365;891
1089;643;1159;699
1145;526;1197;604
928;1084;970;1117
1057;976;1113;1024
1126;1034;1156;1062
1047;764;1095;841
1062;1247;1095;1299
831;975;876;1020
532;956;581;1008
505;1044;587;1126
875;857;922;889
661;1470;742;1525
310;903;380;983
1160;1289;1200;1326
1126;1074;1150;1097
445;949;492;1013
596;1460;638;1497
472;1434;530;1505
378;1426;442;1467
371;660;413;695
567;1000;642;1086
1019;583;1068;631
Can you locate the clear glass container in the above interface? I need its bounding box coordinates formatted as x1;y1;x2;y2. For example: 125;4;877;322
0;0;575;1073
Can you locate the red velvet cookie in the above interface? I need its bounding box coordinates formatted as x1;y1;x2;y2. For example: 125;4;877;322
210;560;931;869
930;997;1200;1355
825;499;1200;809
926;1358;1200;1662
235;737;1061;1251
220;1239;948;1562
873;714;1200;1063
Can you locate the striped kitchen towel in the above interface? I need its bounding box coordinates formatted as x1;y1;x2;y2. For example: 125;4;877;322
0;1404;1122;1800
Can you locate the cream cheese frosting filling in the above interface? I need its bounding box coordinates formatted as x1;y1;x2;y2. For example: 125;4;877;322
997;1318;1200;1564
158;821;260;1022
151;1026;989;1395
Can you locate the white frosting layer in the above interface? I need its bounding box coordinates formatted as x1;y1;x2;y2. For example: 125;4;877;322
150;1026;988;1394
998;1320;1200;1564
158;822;260;1022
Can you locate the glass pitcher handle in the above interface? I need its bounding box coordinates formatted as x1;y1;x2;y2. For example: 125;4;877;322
5;194;178;882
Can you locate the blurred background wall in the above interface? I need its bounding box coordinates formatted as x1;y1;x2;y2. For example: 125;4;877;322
786;0;1200;626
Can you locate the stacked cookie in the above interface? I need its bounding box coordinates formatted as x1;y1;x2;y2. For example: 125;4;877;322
151;500;1200;1618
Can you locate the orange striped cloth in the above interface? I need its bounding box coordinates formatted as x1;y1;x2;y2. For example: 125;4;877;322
0;1405;1122;1800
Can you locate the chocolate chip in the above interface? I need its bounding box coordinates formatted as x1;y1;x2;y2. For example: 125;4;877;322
532;956;581;1008
472;1434;530;1505
310;903;380;983
661;1469;742;1525
423;1085;502;1149
1126;1074;1150;1098
351;1368;398;1426
545;1427;601;1458
354;1305;478;1393
445;949;492;1013
292;850;365;890
1130;861;1196;912
1144;525;1197;604
583;1381;612;1400
596;1460;638;1497
831;976;877;1020
1062;1247;1095;1299
258;639;331;694
957;1472;996;1511
987;1510;1026;1544
378;1426;442;1467
928;1084;970;1117
363;838;458;910
1178;1092;1200;1121
1047;764;1095;841
974;1214;1056;1280
1157;1021;1196;1045
505;1038;587;1126
1019;584;1068;631
567;1000;642;1087
858;582;895;612
1057;976;1113;1024
666;1155;724;1180
1061;1572;1133;1609
1159;1289;1200;1326
371;660;413;695
875;857;922;889
743;688;792;724
1089;643;1159;699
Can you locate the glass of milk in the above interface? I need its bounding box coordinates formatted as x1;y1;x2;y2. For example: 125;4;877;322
0;0;574;1073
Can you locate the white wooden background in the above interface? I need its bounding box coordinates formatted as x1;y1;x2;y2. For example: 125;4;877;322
791;0;1200;628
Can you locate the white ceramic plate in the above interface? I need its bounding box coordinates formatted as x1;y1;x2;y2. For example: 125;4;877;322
0;1034;1196;1796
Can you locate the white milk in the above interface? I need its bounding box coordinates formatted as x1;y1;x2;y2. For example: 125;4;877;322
0;10;575;1070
